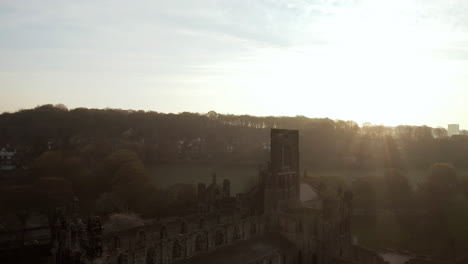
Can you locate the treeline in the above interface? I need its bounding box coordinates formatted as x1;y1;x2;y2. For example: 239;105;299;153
349;163;468;258
1;104;468;169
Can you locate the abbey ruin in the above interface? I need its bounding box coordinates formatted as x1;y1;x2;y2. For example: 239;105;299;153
52;129;386;264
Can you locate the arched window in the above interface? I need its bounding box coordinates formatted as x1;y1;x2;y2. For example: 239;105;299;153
146;247;156;264
70;227;77;246
215;230;224;246
160;226;167;239
214;188;221;199
114;236;121;249
297;220;303;233
137;230;146;247
172;240;181;259
282;146;292;168
139;230;146;241
73;252;81;264
250;223;257;235
195;234;204;252
180;222;187;234
233;225;241;240
118;254;127;264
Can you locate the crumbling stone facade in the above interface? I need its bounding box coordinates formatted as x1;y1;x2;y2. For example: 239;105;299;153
53;129;387;264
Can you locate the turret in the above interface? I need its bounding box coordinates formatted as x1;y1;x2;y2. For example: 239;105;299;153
223;179;230;197
198;183;206;202
212;173;217;185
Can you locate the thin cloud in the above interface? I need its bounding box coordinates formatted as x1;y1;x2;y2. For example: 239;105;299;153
0;0;468;127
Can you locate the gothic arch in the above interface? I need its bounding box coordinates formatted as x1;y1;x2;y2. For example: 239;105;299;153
138;230;145;240
282;146;292;168
118;253;128;264
215;230;224;246
72;252;81;264
69;223;78;246
138;230;146;247
114;236;121;249
172;240;182;259
194;233;206;252
146;247;156;264
250;222;257;235
160;226;167;240
180;221;188;234
233;225;241;240
297;219;303;233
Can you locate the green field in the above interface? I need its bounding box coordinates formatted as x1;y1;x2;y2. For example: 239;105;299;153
146;163;260;194
147;163;468;193
302;167;468;188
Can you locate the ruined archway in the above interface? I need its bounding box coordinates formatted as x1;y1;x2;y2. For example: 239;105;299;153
233;225;241;240
195;234;206;252
215;230;224;246
172;240;182;259
146;247;156;264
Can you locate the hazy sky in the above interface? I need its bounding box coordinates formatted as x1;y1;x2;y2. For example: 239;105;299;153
1;0;468;128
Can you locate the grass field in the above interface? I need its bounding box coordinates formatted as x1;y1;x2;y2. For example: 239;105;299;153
302;167;468;189
147;163;468;193
146;163;260;194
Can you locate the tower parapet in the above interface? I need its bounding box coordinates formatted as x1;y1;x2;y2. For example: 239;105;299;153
264;129;300;211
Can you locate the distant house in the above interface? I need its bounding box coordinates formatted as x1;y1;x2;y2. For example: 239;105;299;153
177;137;205;160
262;142;271;151
226;144;234;153
448;124;460;137
0;146;17;171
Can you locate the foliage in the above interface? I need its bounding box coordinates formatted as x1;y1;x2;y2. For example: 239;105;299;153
2;104;468;169
419;163;458;218
352;175;380;210
101;150;155;211
103;213;144;234
95;192;124;214
383;168;413;209
352;164;468;259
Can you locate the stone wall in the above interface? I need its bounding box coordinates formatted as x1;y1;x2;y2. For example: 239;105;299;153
99;213;265;264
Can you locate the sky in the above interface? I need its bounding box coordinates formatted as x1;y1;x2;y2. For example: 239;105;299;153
1;0;468;128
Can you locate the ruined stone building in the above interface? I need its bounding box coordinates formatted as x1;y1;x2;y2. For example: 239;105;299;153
52;129;386;264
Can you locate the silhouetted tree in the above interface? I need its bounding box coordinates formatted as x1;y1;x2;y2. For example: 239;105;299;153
383;168;412;209
420;163;458;221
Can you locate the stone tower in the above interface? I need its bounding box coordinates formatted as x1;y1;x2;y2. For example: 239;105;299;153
263;129;300;211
